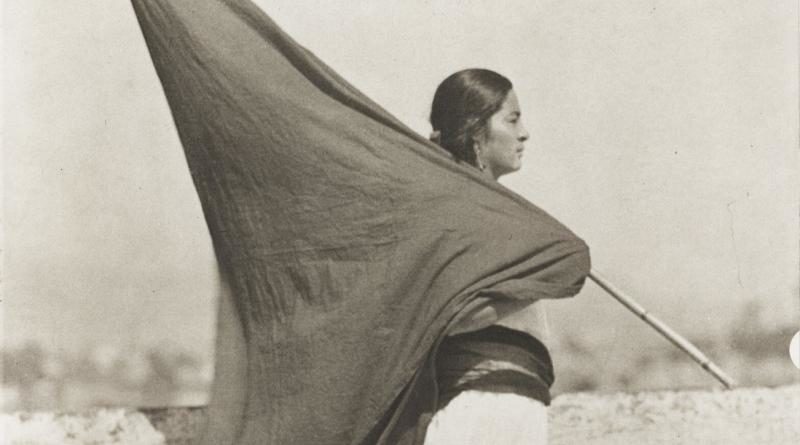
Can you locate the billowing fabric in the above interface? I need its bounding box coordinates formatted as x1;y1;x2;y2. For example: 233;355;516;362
131;1;590;444
435;325;555;408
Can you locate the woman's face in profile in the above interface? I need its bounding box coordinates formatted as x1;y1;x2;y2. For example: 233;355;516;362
478;89;530;179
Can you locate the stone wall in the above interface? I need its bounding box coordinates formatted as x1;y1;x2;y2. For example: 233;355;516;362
2;385;797;444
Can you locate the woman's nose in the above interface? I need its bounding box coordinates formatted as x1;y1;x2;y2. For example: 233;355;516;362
519;124;530;142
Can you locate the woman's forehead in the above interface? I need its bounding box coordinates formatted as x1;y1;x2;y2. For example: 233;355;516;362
500;90;521;114
500;90;519;113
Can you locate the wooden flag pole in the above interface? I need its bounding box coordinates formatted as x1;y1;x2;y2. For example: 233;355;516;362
588;270;737;389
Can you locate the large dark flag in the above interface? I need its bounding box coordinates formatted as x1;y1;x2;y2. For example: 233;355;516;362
131;1;590;443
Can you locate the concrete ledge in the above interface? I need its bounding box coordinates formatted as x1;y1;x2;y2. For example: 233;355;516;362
549;384;799;445
2;385;798;444
1;409;168;445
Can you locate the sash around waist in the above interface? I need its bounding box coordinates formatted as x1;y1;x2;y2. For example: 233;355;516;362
435;325;555;407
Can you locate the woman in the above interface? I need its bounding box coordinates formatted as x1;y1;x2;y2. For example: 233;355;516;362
424;69;552;445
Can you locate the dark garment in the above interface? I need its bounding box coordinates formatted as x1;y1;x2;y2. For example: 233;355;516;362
131;1;590;443
436;326;555;408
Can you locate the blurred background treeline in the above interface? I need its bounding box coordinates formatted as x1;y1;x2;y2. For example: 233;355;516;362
2;341;210;412
2;300;796;412
550;300;798;394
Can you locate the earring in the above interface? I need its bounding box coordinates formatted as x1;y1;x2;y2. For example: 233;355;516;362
474;143;486;171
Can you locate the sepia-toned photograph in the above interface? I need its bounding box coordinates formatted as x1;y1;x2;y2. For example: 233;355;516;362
3;1;798;443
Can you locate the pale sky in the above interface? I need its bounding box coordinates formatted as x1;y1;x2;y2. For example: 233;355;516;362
3;0;798;366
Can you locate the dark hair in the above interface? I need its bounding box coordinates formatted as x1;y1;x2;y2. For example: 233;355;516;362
429;69;513;167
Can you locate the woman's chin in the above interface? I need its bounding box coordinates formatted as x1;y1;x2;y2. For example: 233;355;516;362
496;165;522;179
